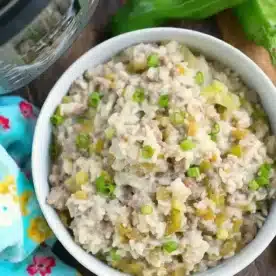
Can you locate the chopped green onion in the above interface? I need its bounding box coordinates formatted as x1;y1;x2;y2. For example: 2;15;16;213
141;145;155;159
249;180;259;191
163;241;178;253
158;95;169;108
105;127;116;140
147;54;160;67
88;92;101;108
180;139;195;151
258;163;271;178
187;167;200;178
172;198;183;211
95;175;116;197
75;133;90;150
195;71;204;85
132;88;145;103
209;122;220;141
209;134;217;142
229;145;242;158
200;160;212;173
141;205;153;215
211;123;220;135
50;114;64;126
169;111;186;125
110;249;121;262
50;106;64;126
255;176;269;187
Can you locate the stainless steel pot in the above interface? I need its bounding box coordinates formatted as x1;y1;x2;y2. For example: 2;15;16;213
0;0;99;93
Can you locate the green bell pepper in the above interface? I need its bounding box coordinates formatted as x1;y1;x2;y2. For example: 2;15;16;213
112;0;246;35
235;0;276;64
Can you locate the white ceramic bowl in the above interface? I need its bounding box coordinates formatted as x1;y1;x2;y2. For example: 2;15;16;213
32;28;276;276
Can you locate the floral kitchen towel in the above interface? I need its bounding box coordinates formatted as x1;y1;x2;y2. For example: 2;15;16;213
0;96;77;275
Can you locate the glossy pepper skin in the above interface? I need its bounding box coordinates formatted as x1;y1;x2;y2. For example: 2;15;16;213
235;0;276;64
112;0;246;35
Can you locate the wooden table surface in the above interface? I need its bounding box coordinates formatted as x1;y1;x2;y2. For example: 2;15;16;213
24;1;276;275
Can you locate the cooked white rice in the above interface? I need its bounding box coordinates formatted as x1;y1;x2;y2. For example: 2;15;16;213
47;41;276;276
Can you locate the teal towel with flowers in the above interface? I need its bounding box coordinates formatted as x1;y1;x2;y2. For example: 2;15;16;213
0;97;78;276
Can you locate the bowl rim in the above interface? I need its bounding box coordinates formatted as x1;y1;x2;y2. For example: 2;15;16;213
32;27;276;276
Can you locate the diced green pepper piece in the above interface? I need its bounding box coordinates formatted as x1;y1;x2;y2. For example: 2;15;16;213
235;0;276;65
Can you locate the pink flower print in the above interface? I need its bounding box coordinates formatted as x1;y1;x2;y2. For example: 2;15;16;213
27;256;56;276
0;115;10;130
19;101;35;119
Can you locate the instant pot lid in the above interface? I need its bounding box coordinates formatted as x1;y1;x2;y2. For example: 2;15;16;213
0;0;19;15
0;0;50;45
